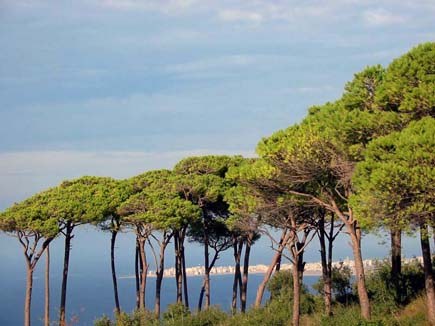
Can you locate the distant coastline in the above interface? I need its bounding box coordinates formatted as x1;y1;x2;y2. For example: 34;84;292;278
119;256;423;279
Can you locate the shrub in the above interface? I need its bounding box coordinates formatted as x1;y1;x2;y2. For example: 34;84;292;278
312;265;355;305
362;258;425;314
267;269;317;314
162;303;190;324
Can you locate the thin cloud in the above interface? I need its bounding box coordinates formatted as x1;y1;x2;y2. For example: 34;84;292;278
362;9;407;26
165;55;257;75
218;9;263;23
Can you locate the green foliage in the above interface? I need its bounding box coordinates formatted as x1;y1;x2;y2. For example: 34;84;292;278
119;170;202;231
352;117;435;228
0;187;60;237
312;265;354;305
316;305;368;326
162;303;191;322
165;307;228;326
362;259;425;311
267;270;317;314
94;310;159;326
174;155;244;178
376;42;435;121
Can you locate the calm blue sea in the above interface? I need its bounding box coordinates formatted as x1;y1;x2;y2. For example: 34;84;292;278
0;270;319;326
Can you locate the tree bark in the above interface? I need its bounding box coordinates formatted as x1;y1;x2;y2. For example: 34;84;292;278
348;223;371;320
138;238;148;310
24;262;33;326
174;233;183;304
391;228;402;276
111;230;121;314
241;235;252;313
204;233;210;309
420;222;435;326
198;250;220;311
319;216;333;316
135;241;140;309
390;227;402;303
154;240;166;318
44;245;50;326
59;222;73;326
231;238;242;313
181;239;189;310
255;230;288;307
292;256;301;326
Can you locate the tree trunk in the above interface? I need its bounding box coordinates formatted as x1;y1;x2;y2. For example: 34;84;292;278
391;228;402;276
198;250;220;311
319;217;333;316
135;241;140;309
241;235;252;313
348;223;371;320
155;234;170;318
174;233;183;304
255;230;288;307
204;235;210;309
292;258;301;326
391;227;402;303
420;222;435;326
231;238;242;313
181;240;189;310
326;216;334;310
44;245;50;326
24;262;33;326
59;222;73;326
255;251;282;307
111;230;121;314
138;238;147;310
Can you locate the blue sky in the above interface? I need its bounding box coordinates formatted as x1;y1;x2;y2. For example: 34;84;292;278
1;0;435;208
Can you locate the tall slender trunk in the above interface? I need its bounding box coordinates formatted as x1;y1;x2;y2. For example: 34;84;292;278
231;237;242;313
181;240;189;309
59;222;73;326
24;262;33;326
198;251;220;311
327;216;334;307
348;224;371;320
420;222;435;326
135;241;140;309
241;235;252;313
292;255;301;326
390;228;402;276
319;216;332;316
44;245;50;326
391;227;402;303
138;238;148;310
111;230;121;314
255;229;288;307
174;233;182;304
154;238;169;318
204;233;210;309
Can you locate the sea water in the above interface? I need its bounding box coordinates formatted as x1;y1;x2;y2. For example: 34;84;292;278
0;271;319;326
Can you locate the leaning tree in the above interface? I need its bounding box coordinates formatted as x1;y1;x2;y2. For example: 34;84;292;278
0;188;59;326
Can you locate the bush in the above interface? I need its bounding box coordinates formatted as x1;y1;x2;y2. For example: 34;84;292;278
267;269;317;314
94;309;159;326
312;265;356;305
164;306;227;326
162;303;191;324
362;258;425;314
